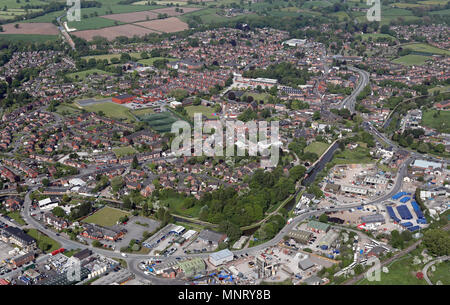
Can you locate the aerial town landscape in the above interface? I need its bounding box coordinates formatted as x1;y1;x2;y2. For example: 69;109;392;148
0;0;448;293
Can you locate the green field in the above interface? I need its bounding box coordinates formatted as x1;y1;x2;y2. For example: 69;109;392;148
429;85;450;94
82;52;142;63
131;107;155;116
392;55;430;66
0;34;59;42
242;92;271;103
0;8;43;21
6;211;26;225
162;196;201;218
55;103;82;116
78;102;136;123
142;111;180;133
83;206;131;227
138;57;178;66
66;17;123;31
304;141;329;156
391;3;425;8
402;43;450;56
356;254;427;285
421;110;450;133
427;260;450;285
25;228;61;253
67;69;113;80
332;147;373;165
358;33;396;41
113;146;138;158
185;105;217;119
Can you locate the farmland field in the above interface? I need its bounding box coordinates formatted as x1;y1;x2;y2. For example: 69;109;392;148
421;110;450;133
134;17;189;33
65;17;123;31
83;206;131;227
78;102;136;123
72;24;159;41
0;22;59;35
113;146;138;158
0;34;59;42
392;55;430;66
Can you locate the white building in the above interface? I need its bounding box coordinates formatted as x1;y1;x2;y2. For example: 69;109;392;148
209;249;234;267
282;39;307;47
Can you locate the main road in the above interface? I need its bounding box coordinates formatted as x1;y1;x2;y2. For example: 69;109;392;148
339;67;370;113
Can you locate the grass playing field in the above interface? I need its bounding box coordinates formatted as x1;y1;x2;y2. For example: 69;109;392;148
392;54;430;66
138;57;178;66
421;110;450;133
67;69;113;80
131;107;155;116
78;102;136;123
83;206;131;227
112;146;138;158
185;105;217;119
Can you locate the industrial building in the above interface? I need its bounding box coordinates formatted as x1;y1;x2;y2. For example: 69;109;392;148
341;185;368;195
197;229;227;248
92;269;135;285
360;214;386;224
307;220;330;233
298;258;315;271
318;230;338;248
209;249;234;267
282;38;307;47
287;230;313;244
364;176;388;185
178;258;206;278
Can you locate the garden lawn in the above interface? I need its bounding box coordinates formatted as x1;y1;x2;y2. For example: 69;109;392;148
83;206;131;227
